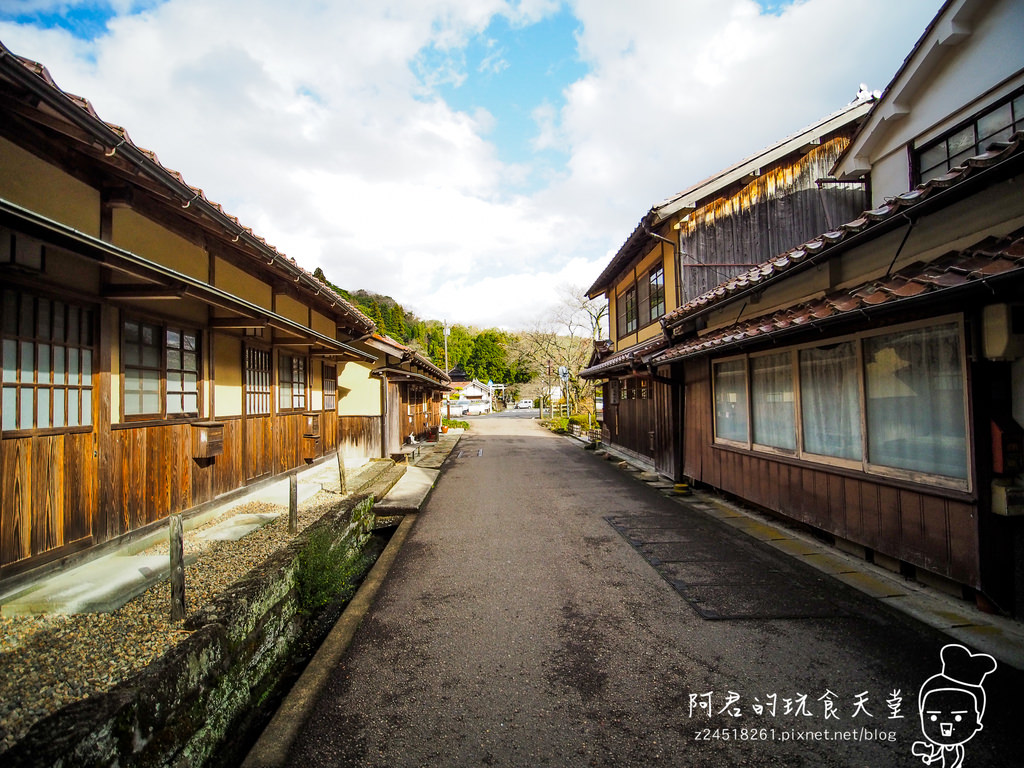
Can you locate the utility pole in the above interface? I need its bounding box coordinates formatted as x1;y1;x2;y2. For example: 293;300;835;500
443;319;450;372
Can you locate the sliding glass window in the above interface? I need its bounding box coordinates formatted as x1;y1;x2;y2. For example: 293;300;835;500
750;352;795;450
864;323;967;479
799;341;862;461
713;358;748;443
711;318;969;486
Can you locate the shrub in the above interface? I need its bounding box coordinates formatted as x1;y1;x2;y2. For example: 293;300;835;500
296;527;373;613
549;417;570;434
442;418;470;430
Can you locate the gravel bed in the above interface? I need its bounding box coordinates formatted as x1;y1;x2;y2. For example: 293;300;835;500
0;488;355;754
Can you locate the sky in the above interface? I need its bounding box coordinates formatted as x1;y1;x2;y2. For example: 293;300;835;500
0;0;945;330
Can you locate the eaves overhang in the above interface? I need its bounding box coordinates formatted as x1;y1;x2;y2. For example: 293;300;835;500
0;43;375;337
371;366;451;390
585;209;660;299
366;334;450;383
579;336;669;379
0;196;376;362
652;225;1024;365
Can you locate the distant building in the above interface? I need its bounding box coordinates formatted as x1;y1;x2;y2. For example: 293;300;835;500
445;366;492;415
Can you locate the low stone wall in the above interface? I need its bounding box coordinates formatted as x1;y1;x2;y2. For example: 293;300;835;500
4;494;377;768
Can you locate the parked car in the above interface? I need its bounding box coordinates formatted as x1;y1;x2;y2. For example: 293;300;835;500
516;399;534;409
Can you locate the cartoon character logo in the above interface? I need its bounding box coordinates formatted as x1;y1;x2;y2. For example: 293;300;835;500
911;643;997;767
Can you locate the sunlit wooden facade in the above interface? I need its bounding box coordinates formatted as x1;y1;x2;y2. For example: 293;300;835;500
0;46;383;584
584;0;1024;612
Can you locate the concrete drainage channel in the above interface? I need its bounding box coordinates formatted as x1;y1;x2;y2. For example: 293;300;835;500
1;495;395;768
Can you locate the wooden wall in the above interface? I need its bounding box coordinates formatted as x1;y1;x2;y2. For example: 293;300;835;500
1;407;383;576
682;358;980;587
1;432;94;575
338;415;381;460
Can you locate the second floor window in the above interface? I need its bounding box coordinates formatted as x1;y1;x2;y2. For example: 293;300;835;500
616;261;665;338
616;286;638;337
917;90;1024;183
648;266;666;321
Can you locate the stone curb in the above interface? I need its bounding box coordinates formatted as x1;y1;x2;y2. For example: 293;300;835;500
241;511;419;768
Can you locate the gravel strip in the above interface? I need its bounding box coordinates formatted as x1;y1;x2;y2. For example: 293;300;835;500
0;487;358;754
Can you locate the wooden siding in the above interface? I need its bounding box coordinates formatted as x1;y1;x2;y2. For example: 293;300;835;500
1;407;381;574
679;138;865;303
1;432;94;573
681;358;980;587
338;415;381;459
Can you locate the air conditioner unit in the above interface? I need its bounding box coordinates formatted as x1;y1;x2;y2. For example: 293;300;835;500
982;304;1024;360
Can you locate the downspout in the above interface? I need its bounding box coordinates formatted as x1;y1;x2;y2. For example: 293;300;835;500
379;371;388;458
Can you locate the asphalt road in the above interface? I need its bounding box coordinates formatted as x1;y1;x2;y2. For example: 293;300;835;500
284;415;1023;767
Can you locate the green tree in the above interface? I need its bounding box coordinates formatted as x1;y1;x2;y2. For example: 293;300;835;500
466;330;508;382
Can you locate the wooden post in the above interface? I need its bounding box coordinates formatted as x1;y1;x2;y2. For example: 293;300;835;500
289;474;298;534
169;514;185;622
340;452;348;493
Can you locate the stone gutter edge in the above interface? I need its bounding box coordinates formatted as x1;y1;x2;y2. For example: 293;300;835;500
240;510;420;768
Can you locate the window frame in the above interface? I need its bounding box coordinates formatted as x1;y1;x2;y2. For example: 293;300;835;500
121;317;201;422
278;352;308;412
322;362;337;412
615;259;665;339
710;315;971;491
245;344;273;417
749;349;797;454
711;355;750;447
2;287;96;435
648;265;666;322
915;88;1024;184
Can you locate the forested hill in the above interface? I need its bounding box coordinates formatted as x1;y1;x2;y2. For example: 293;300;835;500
312;268;531;386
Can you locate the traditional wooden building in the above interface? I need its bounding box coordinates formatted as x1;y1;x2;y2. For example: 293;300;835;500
586;0;1024;613
366;334;450;456
583;96;873;476
0;46;385;587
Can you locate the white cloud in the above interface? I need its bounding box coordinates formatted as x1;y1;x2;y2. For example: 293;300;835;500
0;0;944;330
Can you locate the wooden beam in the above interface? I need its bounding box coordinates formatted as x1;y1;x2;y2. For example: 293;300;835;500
102;283;186;300
209;317;268;329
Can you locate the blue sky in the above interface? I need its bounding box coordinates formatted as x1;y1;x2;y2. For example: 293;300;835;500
0;0;945;328
423;8;587;179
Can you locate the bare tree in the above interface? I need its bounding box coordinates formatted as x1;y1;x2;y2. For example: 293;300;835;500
516;285;608;418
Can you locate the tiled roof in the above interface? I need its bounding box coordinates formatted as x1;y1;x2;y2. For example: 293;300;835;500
661;131;1024;330
3;47;374;333
580;336;668;379
651;226;1024;364
371;334;450;383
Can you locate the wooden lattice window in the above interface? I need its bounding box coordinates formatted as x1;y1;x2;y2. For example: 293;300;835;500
246;346;272;416
123;319;199;419
279;353;307;411
2;288;94;431
323;363;337;411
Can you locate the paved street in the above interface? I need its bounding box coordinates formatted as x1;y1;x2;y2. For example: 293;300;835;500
283;415;1023;767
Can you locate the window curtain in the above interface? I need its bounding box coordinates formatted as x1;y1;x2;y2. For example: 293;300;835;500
751;352;795;450
713;359;748;442
799;341;862;460
864;323;967;479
